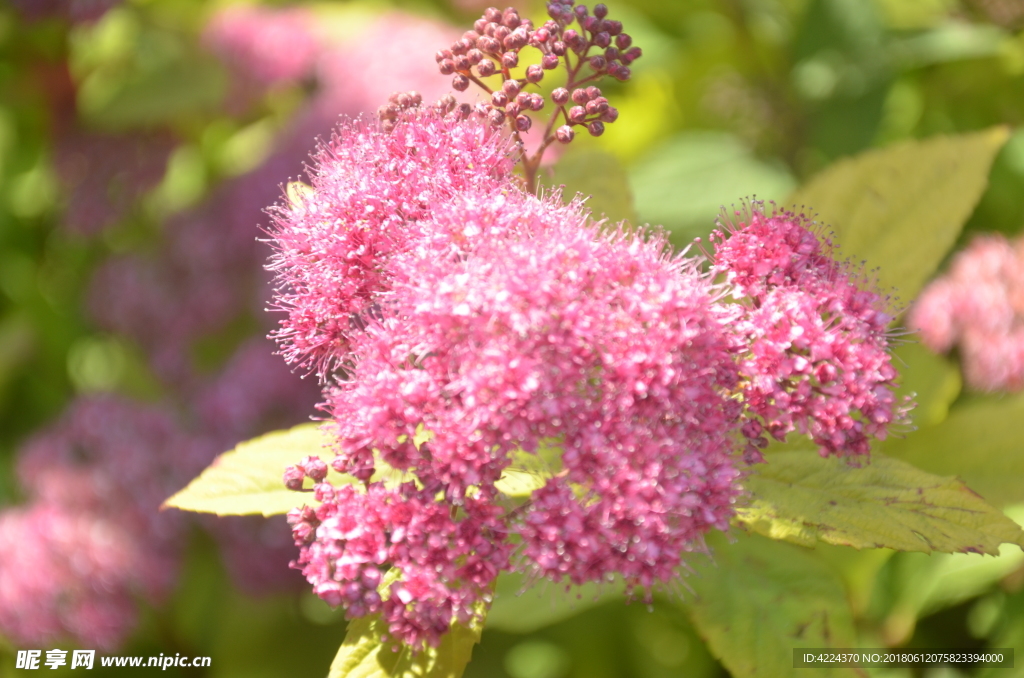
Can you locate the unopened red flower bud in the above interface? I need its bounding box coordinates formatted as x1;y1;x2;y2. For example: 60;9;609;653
505;102;521;117
529;93;545;111
485;7;502;22
503;8;521;28
301;455;329;482
284;464;305;491
588;121;605;136
585;98;607;115
488;108;506;126
574;4;588;18
439;59;455;75
604;46;620;60
594;3;608;18
623;46;642;63
594;31;610;48
451;40;467;56
515;115;532;131
452;74;470;91
455;55;471;71
542;54;559;70
571;88;588;104
601;106;619;122
568;106;587;123
515;91;531;107
551;40;567;56
581;15;598;31
502;51;519;68
494;25;511;42
613;65;631;81
477;59;497;77
526;64;544;83
605;19;623;35
552;87;569;105
532;28;550;44
503;79;521;96
589;55;607;70
435;49;451;63
563;28;580;44
556;124;575;143
492;90;509;107
468;49;484;65
478;35;501;54
474;17;488;33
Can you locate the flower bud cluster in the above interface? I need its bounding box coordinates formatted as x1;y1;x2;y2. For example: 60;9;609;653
708;203;910;458
434;4;640;153
910;234;1024;391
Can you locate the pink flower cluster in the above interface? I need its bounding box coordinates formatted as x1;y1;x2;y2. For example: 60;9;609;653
910;233;1024;391
271;107;906;648
0;397;205;650
266;108;516;378
708;205;908;458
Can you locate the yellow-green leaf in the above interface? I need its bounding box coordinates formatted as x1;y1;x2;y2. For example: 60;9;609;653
548;148;636;225
327;607;485;678
494;440;563;498
163;423;340;516
882;393;1024;507
682;532;862;678
788;127;1009;301
736;450;1024;554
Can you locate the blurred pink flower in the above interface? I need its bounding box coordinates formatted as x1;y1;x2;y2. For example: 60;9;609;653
0;505;143;651
910;234;1024;391
203;4;319;86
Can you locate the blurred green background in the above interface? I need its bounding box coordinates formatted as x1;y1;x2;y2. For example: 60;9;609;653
2;0;1024;676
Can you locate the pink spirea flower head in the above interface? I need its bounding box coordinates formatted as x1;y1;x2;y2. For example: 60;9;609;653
327;193;742;586
267;109;517;378
0;504;144;651
909;233;1024;391
709;202;908;457
203;5;319;86
281;162;744;647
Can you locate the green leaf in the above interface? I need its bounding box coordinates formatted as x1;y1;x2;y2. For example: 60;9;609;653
878;506;1024;645
486;572;622;634
548;148;637;225
682;532;862;678
164;423;376;517
736;450;1024;554
891;340;961;428
327;607;485;678
629;132;796;245
788;127;1009;301
882;393;1024;507
494;440;563;498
